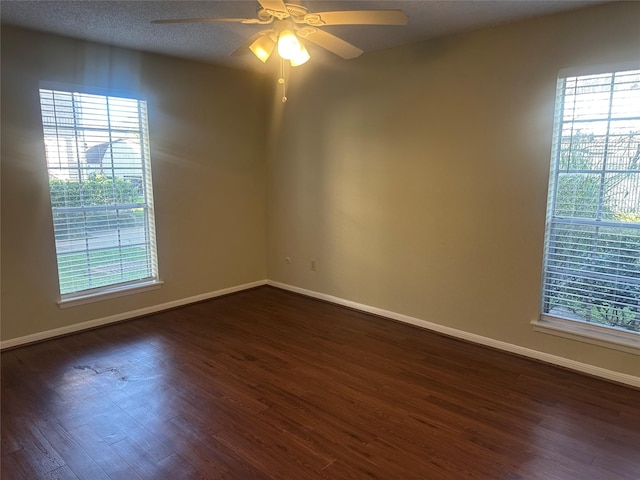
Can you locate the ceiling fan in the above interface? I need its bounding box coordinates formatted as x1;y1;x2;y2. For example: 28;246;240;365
152;0;408;66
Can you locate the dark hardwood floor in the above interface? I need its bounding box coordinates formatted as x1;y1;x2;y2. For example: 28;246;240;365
2;286;639;479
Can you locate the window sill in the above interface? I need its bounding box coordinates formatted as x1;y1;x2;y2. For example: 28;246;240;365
532;315;640;356
58;280;163;309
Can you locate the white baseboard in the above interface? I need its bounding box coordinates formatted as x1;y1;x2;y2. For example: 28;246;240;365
266;280;640;388
0;280;267;350
4;278;638;388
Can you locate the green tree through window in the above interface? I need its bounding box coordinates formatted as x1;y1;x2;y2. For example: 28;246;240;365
39;86;159;298
541;68;640;333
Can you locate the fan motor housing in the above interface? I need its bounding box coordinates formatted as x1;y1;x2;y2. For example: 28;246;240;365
258;3;310;22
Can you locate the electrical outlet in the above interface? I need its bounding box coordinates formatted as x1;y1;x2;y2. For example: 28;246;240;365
311;260;316;271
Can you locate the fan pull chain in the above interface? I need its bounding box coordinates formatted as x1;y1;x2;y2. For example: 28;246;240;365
278;58;287;103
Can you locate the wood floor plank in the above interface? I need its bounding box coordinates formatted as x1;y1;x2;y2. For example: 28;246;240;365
30;417;110;480
38;464;81;480
65;424;145;480
4;418;66;477
2;286;639;479
108;436;168;479
166;414;273;480
154;453;201;480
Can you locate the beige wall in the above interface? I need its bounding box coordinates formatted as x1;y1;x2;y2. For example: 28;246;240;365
2;3;639;377
1;26;269;341
267;2;640;376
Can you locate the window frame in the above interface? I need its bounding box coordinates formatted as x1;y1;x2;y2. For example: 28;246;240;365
39;82;162;307
534;62;640;354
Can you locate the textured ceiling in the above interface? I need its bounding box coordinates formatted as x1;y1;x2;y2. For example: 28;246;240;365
1;1;607;70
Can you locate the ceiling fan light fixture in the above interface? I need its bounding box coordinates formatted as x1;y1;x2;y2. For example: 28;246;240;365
277;29;301;60
249;34;276;63
289;40;310;67
153;3;409;101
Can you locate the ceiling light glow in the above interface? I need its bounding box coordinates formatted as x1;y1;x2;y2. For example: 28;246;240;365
277;30;301;60
289;40;310;66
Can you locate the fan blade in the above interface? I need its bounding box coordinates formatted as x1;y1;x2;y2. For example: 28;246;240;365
302;29;363;60
258;0;288;13
309;10;407;26
152;18;261;24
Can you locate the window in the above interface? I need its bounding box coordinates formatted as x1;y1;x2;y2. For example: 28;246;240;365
538;65;640;350
39;85;160;304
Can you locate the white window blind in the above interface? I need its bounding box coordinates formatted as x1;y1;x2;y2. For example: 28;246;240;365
39;86;159;299
541;67;640;334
